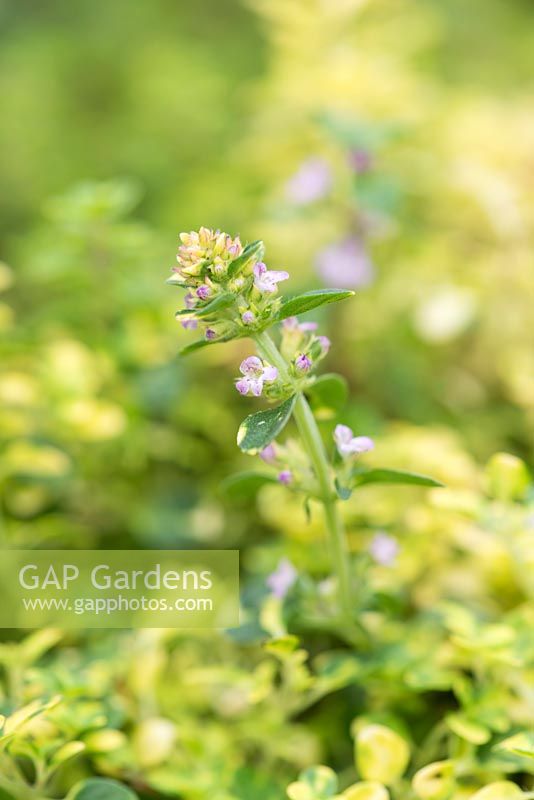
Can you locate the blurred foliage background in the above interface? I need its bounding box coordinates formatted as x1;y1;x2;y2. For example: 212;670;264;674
1;0;532;549
0;1;533;798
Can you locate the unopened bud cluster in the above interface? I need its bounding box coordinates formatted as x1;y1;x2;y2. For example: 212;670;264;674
169;227;289;341
170;229;335;400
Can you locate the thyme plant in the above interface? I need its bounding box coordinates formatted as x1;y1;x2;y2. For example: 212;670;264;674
168;227;441;625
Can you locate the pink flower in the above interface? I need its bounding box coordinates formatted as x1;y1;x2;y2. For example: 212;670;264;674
295;353;312;372
334;424;374;458
266;558;297;598
317;335;331;355
282;316;318;333
253;262;289;294
316;237;374;289
241;310;255;325
184;292;196;309
260;443;277;464
285;158;332;205
235;356;278;397
181;317;198;330
348;148;373;175
370;532;399;566
278;469;293;485
196;285;211;300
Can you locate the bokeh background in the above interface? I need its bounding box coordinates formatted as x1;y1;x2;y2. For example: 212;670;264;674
1;0;532;549
0;1;533;798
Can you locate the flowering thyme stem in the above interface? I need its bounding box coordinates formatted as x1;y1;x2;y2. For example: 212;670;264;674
255;331;353;619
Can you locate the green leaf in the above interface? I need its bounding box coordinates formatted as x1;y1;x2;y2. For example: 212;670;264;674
299;765;338;798
178;339;214;356
496;732;534;759
228;239;265;278
470;783;524;799
313;651;362;691
237;396;296;454
352;468;444;489
66;778;138;800
264;635;300;656
220;471;278;500
178;334;235;356
446;712;491;745
343;783;389;800
50;740;86;767
19;628;63;665
307;373;348;419
195;292;235;317
231;767;286;800
3;696;61;736
175;292;234;318
276;289;354;321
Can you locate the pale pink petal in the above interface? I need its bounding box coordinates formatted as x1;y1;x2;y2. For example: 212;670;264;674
240;356;263;376
262;365;278;382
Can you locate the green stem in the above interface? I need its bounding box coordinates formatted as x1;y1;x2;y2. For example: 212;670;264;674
0;774;48;800
293;395;352;619
255;331;353;620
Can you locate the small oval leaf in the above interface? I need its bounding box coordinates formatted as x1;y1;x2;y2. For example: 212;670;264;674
352;468;444;489
446;712;491;745
276;289;354;321
237;396;296;454
50;741;86;767
299;765;338;798
178;339;214;356
496;731;534;759
343;783;389;800
194;292;235;318
66;778;138;800
470;783;524;800
220;471;278;500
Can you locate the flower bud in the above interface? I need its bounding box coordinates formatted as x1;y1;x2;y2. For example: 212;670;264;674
412;761;454;800
260;443;277;463
278;470;293;486
295;353;312;373
484;452;530;501
196;284;211;300
230;277;246;291
355;724;410;785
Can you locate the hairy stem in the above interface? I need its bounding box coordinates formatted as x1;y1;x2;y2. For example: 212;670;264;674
255;331;353;619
